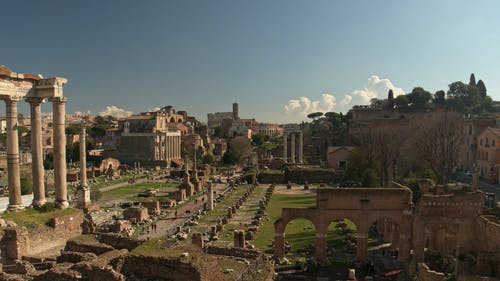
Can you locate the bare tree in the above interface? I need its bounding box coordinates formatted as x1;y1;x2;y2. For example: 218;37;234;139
411;110;463;184
371;123;406;187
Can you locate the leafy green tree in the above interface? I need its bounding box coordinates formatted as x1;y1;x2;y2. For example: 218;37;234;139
65;125;80;135
394;95;409;109
307;112;323;120
251;134;265;146
370;98;386;109
222;149;239;165
477;79;487;98
407;87;432;110
44;152;54;169
201;154;214;165
469;73;476;86
447;81;481;113
387;89;395;110
89;125;108;138
434;90;446;107
362;168;379;187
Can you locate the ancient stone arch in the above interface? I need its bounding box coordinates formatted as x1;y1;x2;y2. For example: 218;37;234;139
274;186;413;263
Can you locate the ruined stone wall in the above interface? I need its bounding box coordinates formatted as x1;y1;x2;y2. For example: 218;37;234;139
114;255;204;281
257;171;283;184
118;135;154;163
97;233;144;251
417;263;444;281
284;168;335;184
475;215;500;252
205;245;261;259
416;192;484;254
28;210;84;256
316;187;412;211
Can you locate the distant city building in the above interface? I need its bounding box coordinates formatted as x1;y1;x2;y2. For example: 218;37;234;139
117;109;182;167
461;118;496;172
477;127;500;183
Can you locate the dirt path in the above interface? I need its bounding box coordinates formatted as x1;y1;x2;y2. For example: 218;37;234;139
98;178;148;192
138;182;228;240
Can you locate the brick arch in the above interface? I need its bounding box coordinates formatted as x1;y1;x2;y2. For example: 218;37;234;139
274;187;413;263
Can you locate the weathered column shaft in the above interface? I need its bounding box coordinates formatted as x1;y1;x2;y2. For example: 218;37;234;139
274;233;285;258
356;233;368;261
79;127;87;186
298;131;303;164
28;98;46;207
78;125;91;208
6;98;22;210
314;232;327;261
290;133;296;164
207;183;214;210
52;97;69;208
283;133;287;163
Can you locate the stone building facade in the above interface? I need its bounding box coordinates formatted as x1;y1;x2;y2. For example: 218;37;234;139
460;118;495;173
118;110;181;167
477;127;500;182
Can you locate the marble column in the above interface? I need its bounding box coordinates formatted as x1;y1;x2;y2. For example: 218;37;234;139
27;97;46;207
298;131;303;164
78;126;91;208
51;97;69;208
283;133;288;163
290;133;296;164
6;97;23;210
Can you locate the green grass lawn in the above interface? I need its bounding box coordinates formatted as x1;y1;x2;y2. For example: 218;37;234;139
89;176;132;190
99;181;179;202
190;184;254;232
1;207;78;227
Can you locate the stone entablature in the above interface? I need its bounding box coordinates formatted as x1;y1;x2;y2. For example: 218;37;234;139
417;192;484;217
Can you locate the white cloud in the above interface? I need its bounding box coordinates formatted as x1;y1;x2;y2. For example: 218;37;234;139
99;105;133;118
346;75;405;106
284;93;337;118
283;75;404;122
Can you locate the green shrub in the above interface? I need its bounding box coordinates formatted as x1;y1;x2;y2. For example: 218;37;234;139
38;202;56;212
90;188;103;202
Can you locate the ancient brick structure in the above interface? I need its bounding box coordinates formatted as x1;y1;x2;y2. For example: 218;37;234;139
274;185;413;262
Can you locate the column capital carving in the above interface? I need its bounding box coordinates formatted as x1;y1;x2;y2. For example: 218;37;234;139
25;97;44;105
4;95;21;103
48;96;67;104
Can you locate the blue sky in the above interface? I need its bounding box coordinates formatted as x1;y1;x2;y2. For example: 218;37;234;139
2;1;499;123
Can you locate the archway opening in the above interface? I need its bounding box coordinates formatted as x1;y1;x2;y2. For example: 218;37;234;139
325;219;358;269
364;218;404;277
282;218;317;264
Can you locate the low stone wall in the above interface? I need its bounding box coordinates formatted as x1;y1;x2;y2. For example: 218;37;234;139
257;171;283;184
205;245;261;259
417;263;444;281
98;233;144;251
112;255;203;281
64;237;115;255
1;210;84;263
284;168;335;184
